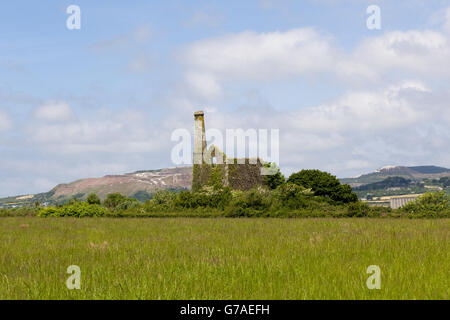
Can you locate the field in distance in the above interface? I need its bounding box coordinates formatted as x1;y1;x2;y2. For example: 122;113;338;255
0;218;448;300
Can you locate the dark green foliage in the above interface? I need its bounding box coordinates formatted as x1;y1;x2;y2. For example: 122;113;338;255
150;190;177;209
227;159;264;190
287;169;358;204
87;193;101;205
193;158;264;192
401;191;449;218
2;187;448;219
332;184;359;203
272;183;311;209
116;198;142;211
175;187;232;209
192;164;211;192
346;202;371;217
208;165;225;189
440;177;450;188
263;162;285;189
0;207;39;217
132;191;153;202
103;193;128;209
224;189;272;217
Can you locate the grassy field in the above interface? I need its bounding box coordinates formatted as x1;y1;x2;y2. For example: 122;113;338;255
0;217;448;300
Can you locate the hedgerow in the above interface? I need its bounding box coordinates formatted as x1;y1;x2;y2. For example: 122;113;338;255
400;191;450;218
2;187;449;219
38;202;108;217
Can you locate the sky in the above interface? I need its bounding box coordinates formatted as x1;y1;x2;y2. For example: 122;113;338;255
1;0;450;197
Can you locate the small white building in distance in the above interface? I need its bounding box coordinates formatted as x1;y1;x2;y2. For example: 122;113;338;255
382;194;422;209
365;194;422;209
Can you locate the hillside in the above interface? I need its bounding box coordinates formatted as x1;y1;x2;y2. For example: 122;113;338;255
2;164;449;208
0;167;192;208
340;165;450;187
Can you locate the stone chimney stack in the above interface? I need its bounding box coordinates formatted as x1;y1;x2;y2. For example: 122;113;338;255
193;111;206;164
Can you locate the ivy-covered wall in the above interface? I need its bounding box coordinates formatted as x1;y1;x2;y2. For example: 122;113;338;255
192;158;264;191
227;159;264;190
191;111;264;191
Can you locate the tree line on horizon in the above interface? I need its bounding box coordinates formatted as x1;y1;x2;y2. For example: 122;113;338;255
1;166;448;219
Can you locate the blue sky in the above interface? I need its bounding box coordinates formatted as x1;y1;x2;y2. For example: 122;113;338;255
1;0;450;197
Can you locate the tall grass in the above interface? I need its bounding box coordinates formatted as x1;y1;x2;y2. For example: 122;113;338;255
0;218;448;299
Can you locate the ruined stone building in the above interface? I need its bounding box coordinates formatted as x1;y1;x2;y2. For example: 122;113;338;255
192;111;264;191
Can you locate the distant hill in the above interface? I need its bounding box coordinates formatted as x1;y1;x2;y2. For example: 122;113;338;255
0;167;192;208
2;164;449;208
353;176;413;191
408;166;450;174
341;165;450;187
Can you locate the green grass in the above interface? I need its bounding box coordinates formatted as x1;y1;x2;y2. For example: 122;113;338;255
0;217;448;299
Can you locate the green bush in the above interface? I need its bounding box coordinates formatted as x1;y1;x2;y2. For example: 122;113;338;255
103;193;128;209
224;188;273;217
272;183;313;210
346;202;371;217
401;192;450;218
4;187;449;219
0;207;39;217
263;162;285;189
39;202;108;217
168;187;233;210
87;193;101;205
152;190;177;208
116;198;142;211
287;169;358;204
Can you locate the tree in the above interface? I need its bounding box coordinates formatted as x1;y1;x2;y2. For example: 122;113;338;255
439;177;450;188
87;193;101;205
402;191;449;215
103;193;127;209
287;169;358;203
332;184;359;203
263;162;285;189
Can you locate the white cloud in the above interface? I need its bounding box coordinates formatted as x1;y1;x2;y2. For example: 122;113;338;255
34;101;75;122
174;16;450;178
29;104;166;154
182;28;337;98
339;30;450;82
182;79;449;177
185;72;222;99
4;6;450;197
292;81;431;133
182;24;450;95
432;6;450;34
